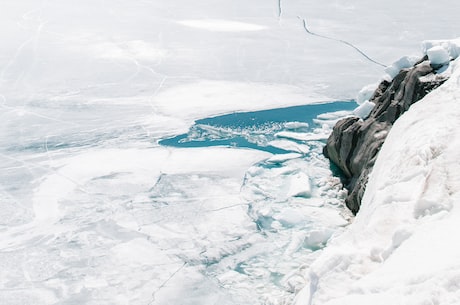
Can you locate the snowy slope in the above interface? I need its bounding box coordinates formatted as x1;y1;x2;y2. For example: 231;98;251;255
294;41;460;305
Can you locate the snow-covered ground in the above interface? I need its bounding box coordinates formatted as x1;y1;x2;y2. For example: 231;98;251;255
1;0;460;304
294;40;460;305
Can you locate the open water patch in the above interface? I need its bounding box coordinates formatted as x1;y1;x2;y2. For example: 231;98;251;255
156;100;357;303
159;101;357;154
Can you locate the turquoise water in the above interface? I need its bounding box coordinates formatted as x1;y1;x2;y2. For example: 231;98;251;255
159;101;357;153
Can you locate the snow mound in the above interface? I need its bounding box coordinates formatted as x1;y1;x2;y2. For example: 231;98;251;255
422;38;460;60
356;83;378;105
287;172;312;198
426;45;450;65
304;228;334;249
383;55;420;81
295;42;460;305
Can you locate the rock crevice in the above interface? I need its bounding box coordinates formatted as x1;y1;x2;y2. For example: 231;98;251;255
324;58;449;214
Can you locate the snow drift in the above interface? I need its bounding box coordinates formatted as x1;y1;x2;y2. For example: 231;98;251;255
295;39;460;305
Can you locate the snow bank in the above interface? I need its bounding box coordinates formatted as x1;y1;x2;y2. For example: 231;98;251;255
426;45;450;65
295;45;460;305
383;55;420;81
422;38;460;61
355;83;378;105
422;38;460;68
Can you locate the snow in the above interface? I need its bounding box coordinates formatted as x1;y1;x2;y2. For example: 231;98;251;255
294;46;460;305
177;19;267;32
2;0;460;304
287;172;312;198
275;131;329;141
355;83;378;105
267;153;303;163
268;140;311;154
284;122;310;130
422;38;460;60
383;55;420;81
151;81;325;128
352;100;375;119
303;229;334;249
426;45;451;65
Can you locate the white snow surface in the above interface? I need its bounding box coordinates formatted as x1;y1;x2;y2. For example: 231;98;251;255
352;100;375;119
426;45;450;65
383;55;420;81
422;38;460;60
294;49;460;305
177;19;268;32
355;83;378;105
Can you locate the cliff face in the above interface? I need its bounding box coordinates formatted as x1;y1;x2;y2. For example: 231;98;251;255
324;57;449;214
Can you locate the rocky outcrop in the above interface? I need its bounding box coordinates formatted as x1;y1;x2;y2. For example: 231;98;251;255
324;57;449;214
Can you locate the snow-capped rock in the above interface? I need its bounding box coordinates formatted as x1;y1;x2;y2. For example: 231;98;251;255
295;38;460;305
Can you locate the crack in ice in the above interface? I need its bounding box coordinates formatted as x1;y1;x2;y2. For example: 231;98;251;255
298;17;387;68
277;0;283;20
148;262;187;305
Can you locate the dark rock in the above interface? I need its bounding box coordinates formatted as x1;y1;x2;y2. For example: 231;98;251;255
324;59;449;214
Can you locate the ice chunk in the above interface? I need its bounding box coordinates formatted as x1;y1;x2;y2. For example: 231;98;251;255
284;231;308;256
275;131;328;141
266;153;302;164
284;122;310;130
316;110;353;121
422;38;460;60
285;274;307;293
384;56;420;80
304;228;333;249
352;100;375;119
287;172;311;198
274;209;306;226
268;140;310;154
356;83;378;105
426;46;450;65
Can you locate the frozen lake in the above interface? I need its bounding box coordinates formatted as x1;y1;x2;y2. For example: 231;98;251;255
1;0;460;304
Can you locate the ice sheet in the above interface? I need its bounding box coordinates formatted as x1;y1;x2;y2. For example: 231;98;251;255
2;0;460;304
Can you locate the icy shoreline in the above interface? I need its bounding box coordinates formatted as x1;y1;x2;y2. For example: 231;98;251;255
2;1;460;304
324;55;450;214
294;40;460;305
